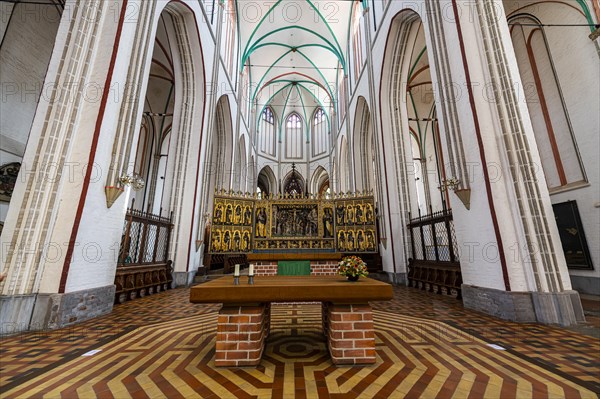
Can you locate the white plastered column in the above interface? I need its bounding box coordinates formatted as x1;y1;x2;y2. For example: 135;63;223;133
0;0;126;332
454;0;583;325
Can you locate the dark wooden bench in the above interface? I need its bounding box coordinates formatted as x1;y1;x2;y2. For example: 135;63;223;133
407;259;462;298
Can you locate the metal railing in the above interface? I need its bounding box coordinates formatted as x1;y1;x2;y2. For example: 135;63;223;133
407;207;462;298
408;207;459;263
118;199;173;266
114;200;174;303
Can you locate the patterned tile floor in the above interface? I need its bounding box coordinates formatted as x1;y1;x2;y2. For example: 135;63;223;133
0;285;599;398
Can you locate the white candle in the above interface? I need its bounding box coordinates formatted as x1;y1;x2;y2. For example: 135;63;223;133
234;264;240;277
249;264;254;276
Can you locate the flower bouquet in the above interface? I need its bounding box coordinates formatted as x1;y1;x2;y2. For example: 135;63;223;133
338;256;368;281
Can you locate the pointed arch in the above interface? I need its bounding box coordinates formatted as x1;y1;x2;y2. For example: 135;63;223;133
283;167;306;196
257;165;277;196
234;135;248;192
310;166;330;196
212;95;234;192
338;135;350;193
352;97;375;192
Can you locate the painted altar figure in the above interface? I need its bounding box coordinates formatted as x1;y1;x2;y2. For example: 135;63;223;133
234;205;242;224
355;204;364;224
336;206;345;225
225;204;233;224
233;230;241;251
338;231;346;251
256;207;267;237
242;231;251;250
357;230;365;251
323;208;333;238
365;204;374;223
214;204;223;224
223;230;231;251
346;231;355;251
366;230;375;251
346;204;355;225
244;206;252;225
212;231;222;252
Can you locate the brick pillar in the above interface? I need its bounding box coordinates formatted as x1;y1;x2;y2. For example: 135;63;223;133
326;303;376;365
215;304;269;367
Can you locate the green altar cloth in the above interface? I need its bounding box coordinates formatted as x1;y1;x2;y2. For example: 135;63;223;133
277;261;311;276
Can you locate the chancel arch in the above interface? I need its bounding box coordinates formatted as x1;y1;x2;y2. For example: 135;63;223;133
283;166;306;196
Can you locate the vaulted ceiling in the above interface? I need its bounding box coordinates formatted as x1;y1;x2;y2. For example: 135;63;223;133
237;0;357;130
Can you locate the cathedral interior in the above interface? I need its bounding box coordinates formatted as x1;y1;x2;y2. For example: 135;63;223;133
0;0;599;397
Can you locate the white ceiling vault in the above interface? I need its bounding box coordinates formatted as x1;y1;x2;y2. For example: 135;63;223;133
234;0;358;131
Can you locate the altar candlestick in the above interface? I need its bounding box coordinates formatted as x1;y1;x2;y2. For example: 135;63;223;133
249;264;254;276
234;264;240;277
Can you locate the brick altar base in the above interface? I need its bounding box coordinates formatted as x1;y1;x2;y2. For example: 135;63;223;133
215;304;270;367
324;303;376;365
254;261;339;276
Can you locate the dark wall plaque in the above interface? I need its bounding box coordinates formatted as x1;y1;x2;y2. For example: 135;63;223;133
552;200;593;270
0;162;21;202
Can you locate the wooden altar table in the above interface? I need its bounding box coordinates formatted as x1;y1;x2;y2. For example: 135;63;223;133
190;276;393;367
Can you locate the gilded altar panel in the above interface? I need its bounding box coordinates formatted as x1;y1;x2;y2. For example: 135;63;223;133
334;195;378;254
210;193;255;254
208;192;377;254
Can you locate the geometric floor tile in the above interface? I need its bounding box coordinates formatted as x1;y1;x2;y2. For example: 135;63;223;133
1;304;597;398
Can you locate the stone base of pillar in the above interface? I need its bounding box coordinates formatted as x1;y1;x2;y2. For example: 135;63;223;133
532;290;585;326
215;304;270;367
325;303;376;365
172;271;196;287
0;285;116;334
383;272;406;285
0;294;37;335
462;285;585;326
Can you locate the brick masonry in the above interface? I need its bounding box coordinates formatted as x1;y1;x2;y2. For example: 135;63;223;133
325;303;376;365
215;304;270;367
253;262;339;276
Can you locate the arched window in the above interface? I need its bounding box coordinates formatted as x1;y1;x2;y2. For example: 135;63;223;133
351;2;365;83
337;64;347;123
259;107;276;156
312;108;328;157
241;62;251;121
222;0;237;77
285;113;303;159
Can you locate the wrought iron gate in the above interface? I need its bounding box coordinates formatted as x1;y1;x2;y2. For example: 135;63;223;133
407;208;462;298
113;199;174;303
